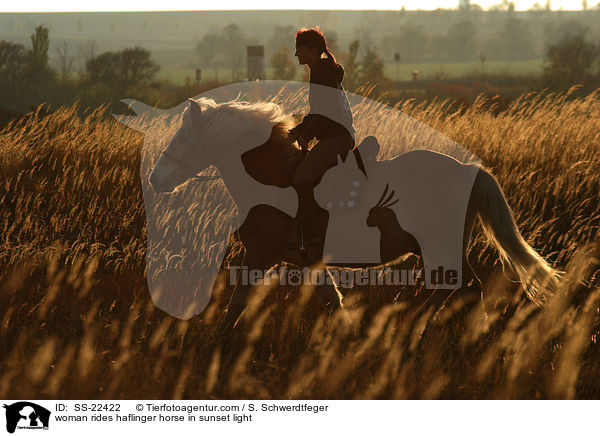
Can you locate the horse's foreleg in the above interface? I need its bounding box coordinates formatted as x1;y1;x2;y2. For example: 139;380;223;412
310;265;354;332
221;248;275;330
221;205;292;331
312;264;344;312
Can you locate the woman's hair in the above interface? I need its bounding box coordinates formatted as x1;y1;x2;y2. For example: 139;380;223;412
295;26;338;65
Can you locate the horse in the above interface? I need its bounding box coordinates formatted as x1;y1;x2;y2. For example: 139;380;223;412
147;97;558;328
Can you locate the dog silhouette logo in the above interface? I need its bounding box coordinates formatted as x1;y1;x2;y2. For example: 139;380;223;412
3;402;50;433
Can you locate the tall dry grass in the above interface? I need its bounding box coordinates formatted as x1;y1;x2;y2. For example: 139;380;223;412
0;88;599;399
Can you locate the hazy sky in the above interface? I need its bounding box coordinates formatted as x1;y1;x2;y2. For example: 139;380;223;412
0;0;591;12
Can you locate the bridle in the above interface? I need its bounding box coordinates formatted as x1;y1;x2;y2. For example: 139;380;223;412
161;149;221;181
160;128;222;182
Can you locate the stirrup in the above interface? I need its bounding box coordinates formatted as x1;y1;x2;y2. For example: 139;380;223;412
299;229;324;249
287;226;304;251
288;228;323;252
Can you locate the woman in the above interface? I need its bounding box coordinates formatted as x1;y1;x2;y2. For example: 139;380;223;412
289;27;356;247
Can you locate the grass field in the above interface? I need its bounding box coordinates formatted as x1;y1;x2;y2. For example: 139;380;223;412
0;88;599;399
157;59;544;85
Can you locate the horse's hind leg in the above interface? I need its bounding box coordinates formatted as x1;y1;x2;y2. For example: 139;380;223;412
429;196;481;313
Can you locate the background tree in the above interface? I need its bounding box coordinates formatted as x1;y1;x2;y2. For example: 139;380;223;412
195;31;221;68
0;41;25;91
55;41;74;76
396;23;429;61
488;0;516;10
485;15;536;60
266;25;295;60
543;19;589;47
24;25;54;85
340;40;362;92
222;24;245;81
86;46;159;93
270;47;297;80
542;30;600;89
120;46;160;86
86;51;121;87
443;20;478;60
361;47;393;94
79;40;96;72
195;23;258;71
0;41;26;107
324;30;339;54
28;25;50;69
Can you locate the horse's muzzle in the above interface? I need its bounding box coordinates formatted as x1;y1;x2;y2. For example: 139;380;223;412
149;172;174;193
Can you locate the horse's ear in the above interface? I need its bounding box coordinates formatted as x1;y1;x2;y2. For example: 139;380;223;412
188;98;202;118
336;154;344;166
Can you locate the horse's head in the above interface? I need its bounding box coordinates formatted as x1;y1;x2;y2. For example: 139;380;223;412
148;97;285;193
366;184;399;228
149;98;213;193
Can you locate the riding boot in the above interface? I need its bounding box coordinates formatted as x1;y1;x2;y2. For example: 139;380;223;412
295;182;326;246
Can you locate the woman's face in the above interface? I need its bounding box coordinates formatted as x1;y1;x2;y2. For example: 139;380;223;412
294;43;320;67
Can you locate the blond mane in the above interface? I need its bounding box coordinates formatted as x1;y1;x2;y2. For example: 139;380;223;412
186;97;295;148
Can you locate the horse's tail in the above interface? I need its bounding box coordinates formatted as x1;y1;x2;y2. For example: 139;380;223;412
471;167;558;305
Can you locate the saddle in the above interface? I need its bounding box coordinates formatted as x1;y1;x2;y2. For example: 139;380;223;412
241;134;374;189
241;141;304;188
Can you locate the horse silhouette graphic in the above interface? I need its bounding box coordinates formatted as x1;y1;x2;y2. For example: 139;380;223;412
114;80;557;321
3;402;50;433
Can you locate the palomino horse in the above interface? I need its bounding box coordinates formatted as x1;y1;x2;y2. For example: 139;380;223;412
143;96;558;328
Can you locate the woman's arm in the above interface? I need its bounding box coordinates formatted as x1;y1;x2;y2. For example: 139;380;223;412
289;116;316;149
290;60;342;144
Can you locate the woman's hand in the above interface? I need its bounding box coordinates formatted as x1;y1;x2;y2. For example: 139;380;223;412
289;127;312;150
297;135;311;150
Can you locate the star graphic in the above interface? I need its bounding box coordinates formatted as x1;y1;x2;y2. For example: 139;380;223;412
347;200;355;208
326;201;333;209
339;201;345;208
350;190;357;197
352;181;360;187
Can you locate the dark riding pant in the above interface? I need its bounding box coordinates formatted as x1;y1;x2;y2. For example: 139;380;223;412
292;135;355;242
293;135;355;187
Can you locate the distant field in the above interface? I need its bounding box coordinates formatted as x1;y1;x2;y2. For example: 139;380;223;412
156;67;305;84
157;59;544;85
382;59;544;81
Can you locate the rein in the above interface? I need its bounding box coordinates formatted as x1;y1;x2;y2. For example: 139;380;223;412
242;145;304;174
191;175;222;181
163;145;222;182
186;142;367;183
